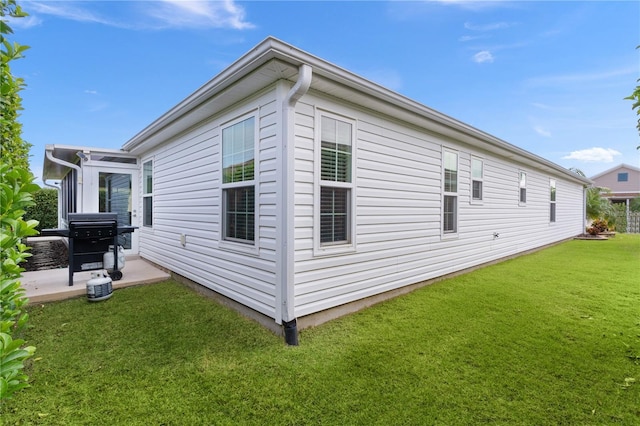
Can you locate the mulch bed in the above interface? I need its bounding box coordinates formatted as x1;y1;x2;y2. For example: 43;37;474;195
24;239;69;271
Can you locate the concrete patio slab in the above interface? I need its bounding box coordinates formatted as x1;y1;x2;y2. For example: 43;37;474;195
21;257;171;304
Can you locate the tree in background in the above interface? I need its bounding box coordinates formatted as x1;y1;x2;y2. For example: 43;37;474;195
0;0;37;403
625;46;640;148
570;168;615;228
24;188;58;231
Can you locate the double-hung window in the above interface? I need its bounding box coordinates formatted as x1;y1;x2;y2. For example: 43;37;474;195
319;115;353;245
550;179;556;223
443;150;458;234
221;116;256;244
471;157;483;202
142;160;153;227
519;171;527;204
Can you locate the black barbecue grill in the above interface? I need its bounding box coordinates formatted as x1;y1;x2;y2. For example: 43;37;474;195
42;213;137;286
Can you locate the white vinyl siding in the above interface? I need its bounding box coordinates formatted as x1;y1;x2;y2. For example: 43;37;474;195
137;91;279;320
291;94;585;319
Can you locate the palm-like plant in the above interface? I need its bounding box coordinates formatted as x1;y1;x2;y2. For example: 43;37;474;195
570;168;614;221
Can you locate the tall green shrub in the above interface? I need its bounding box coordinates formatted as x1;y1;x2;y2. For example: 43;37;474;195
24;188;58;231
0;0;37;403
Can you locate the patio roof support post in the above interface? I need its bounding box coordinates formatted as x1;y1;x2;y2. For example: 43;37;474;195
280;64;312;346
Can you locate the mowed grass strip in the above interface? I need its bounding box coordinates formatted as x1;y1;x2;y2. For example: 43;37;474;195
3;235;639;425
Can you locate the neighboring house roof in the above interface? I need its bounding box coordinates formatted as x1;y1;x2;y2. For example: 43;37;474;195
121;37;590;187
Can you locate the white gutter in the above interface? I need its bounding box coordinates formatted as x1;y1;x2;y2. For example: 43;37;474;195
279;64;312;345
45;149;83;215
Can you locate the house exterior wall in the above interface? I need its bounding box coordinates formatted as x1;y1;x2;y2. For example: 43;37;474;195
591;165;640;199
136;87;282;319
291;92;585;318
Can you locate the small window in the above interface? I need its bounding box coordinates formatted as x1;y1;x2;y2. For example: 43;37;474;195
550;179;556;223
618;172;629;182
443;150;458;234
222;116;256;244
471;157;483;201
519;171;527;204
142;160;153;227
319;115;353;245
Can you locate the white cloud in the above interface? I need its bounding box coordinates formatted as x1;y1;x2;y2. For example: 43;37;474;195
435;1;512;11
458;35;487;42
526;67;637;88
534;126;551;137
148;0;254;30
562;148;622;163
473;50;494;63
5;14;42;29
84;90;99;95
24;0;254;30
26;1;126;27
464;21;516;31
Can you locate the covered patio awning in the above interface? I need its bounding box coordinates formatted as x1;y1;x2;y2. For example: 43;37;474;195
43;144;137;182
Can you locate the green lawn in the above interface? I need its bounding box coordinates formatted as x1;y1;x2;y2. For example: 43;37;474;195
3;235;640;425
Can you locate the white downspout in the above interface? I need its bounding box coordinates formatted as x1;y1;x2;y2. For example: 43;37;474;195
46;149;83;217
43;180;62;228
280;64;312;345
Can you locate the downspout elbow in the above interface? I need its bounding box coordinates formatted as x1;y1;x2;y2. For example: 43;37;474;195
45;149;82;183
286;64;312;107
46;148;83;216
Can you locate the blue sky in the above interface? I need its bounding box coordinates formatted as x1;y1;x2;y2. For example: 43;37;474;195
8;0;640;183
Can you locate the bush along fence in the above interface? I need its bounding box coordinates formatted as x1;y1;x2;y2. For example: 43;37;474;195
609;211;640;234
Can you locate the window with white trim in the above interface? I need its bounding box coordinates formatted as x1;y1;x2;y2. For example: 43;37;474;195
221;116;256;244
550;179;556;223
319;115;353;245
443;150;458;234
142;160;153;227
519;171;527;204
471;157;483;202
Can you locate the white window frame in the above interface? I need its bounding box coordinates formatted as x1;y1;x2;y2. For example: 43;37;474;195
550;178;557;223
220;112;258;249
314;110;356;256
470;156;484;204
142;158;153;228
442;148;459;237
519;171;527;206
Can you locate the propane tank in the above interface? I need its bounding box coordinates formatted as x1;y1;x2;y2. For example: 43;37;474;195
86;271;113;302
103;245;125;273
